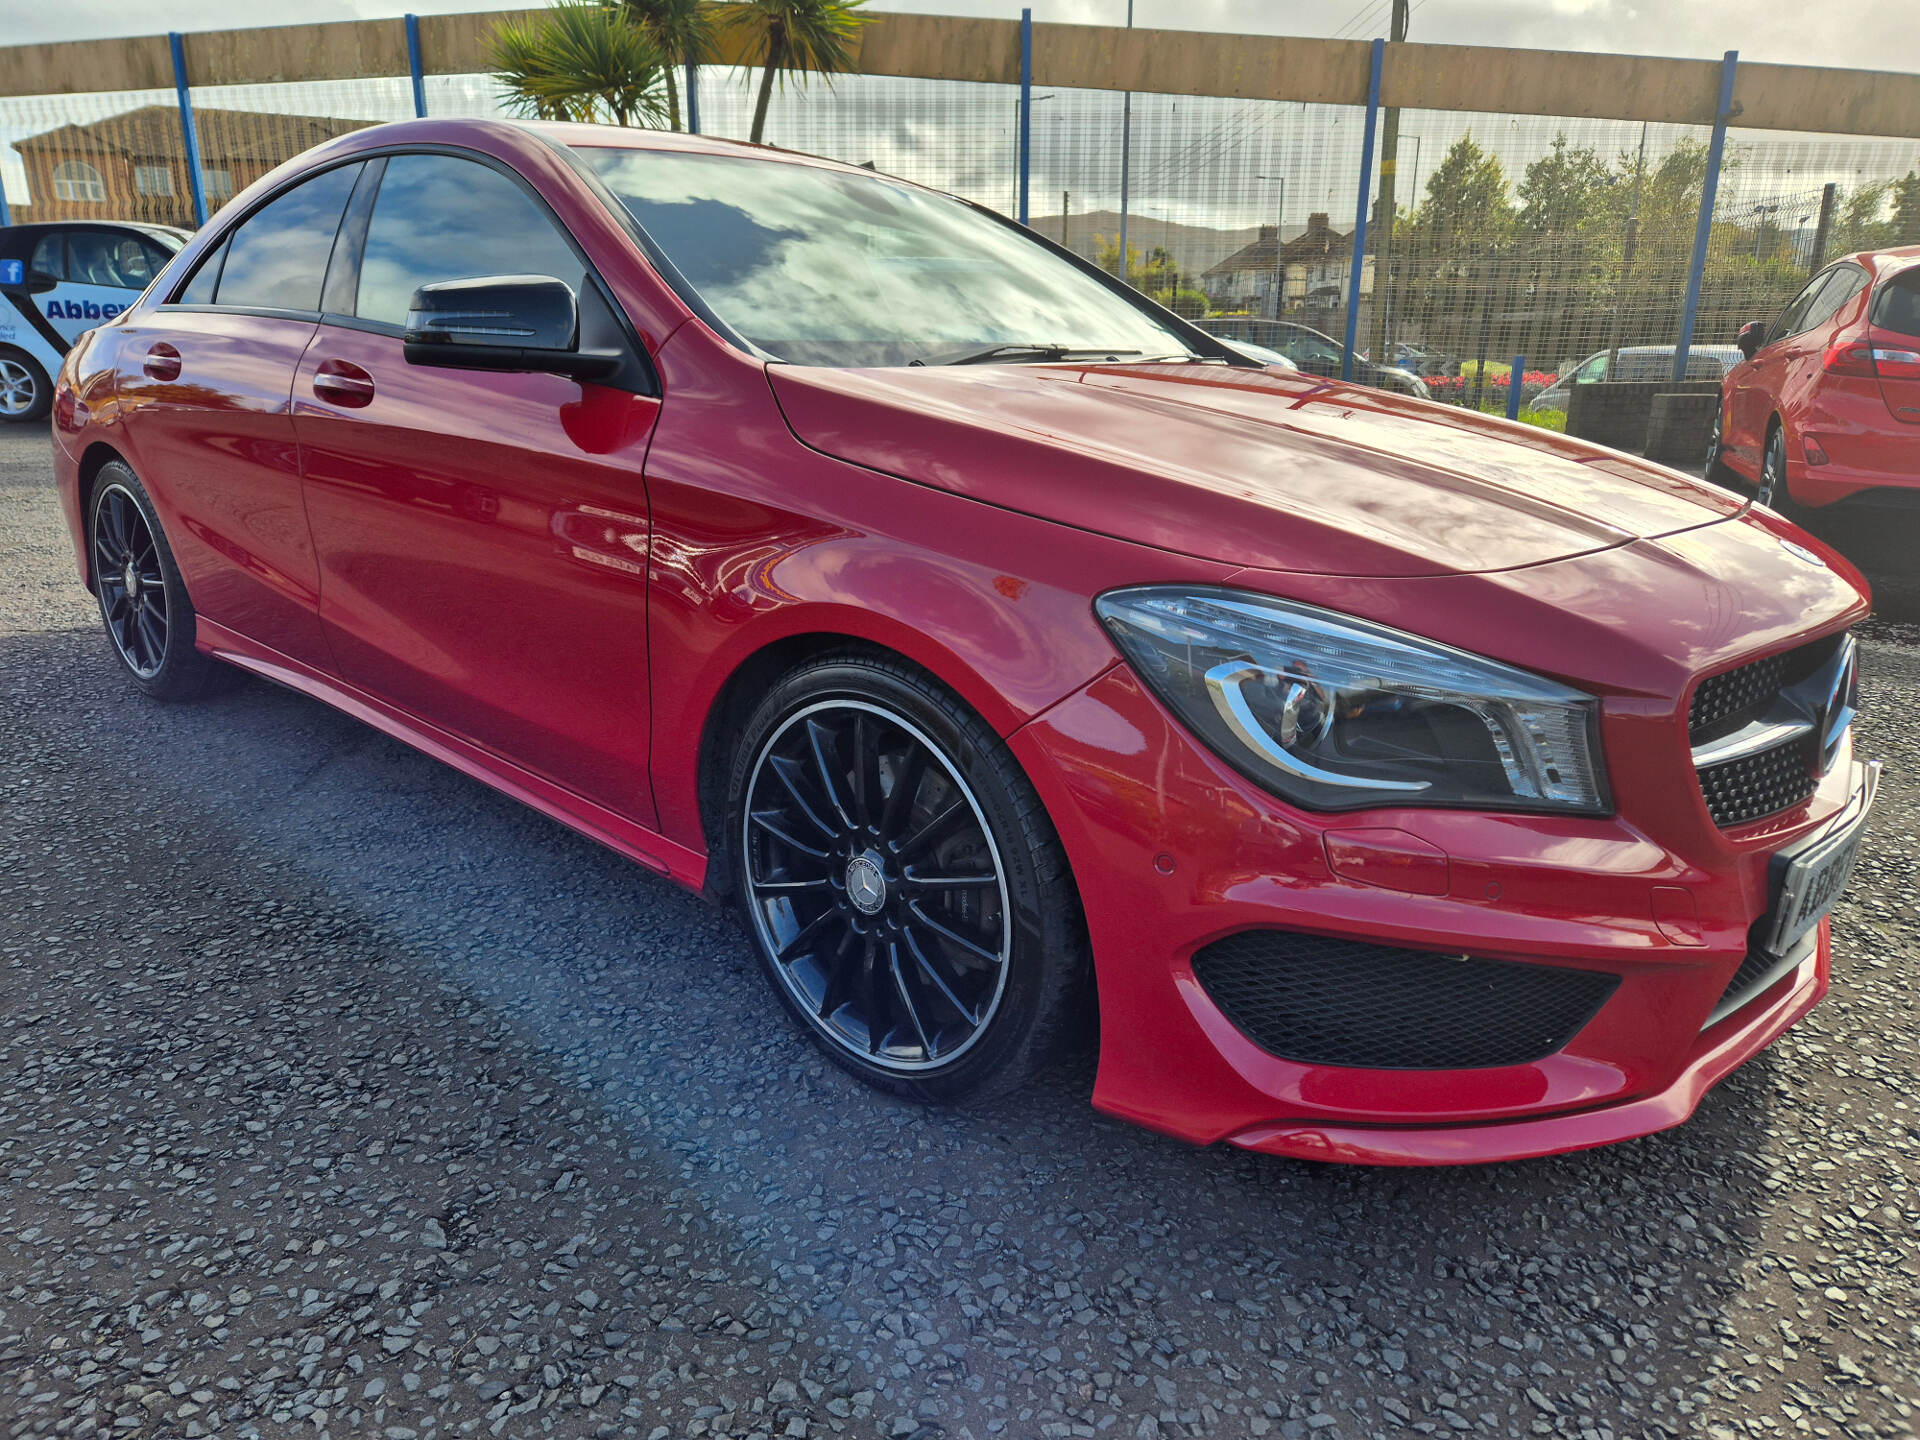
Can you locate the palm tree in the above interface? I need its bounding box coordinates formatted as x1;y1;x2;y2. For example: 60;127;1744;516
731;0;874;146
620;0;717;133
490;2;672;129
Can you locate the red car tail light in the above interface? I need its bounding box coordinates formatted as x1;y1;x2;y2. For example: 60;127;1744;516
1821;339;1878;377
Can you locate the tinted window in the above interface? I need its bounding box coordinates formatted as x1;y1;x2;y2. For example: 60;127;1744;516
215;164;361;312
30;234;65;280
175;240;227;306
1770;270;1837;343
1800;265;1867;333
67;231;168;289
578;146;1191;367
355;155;584;327
1874;271;1920;339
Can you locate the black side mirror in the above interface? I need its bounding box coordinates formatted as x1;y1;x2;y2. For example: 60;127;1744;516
403;274;621;381
1736;320;1766;359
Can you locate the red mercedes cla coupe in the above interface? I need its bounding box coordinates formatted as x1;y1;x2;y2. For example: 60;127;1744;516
52;120;1878;1165
1707;244;1920;516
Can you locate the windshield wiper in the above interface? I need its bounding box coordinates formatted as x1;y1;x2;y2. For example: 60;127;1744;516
909;343;1145;367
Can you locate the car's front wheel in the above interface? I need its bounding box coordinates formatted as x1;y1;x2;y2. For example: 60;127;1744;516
727;653;1085;1103
88;460;232;701
1703;399;1739;489
0;349;52;424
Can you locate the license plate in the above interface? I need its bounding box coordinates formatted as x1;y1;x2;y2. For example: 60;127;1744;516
1762;761;1879;957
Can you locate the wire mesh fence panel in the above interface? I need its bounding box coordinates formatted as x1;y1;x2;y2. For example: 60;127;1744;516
183;79;418;221
1369;111;1723;418
2;88;190;230
1700;128;1920;344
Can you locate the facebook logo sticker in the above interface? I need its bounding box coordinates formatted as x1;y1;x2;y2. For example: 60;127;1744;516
0;258;23;288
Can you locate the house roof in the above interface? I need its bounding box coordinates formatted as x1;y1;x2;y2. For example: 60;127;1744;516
13;106;367;167
1204;214;1352;278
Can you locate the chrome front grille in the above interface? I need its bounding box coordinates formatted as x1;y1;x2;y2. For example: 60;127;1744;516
1688;635;1855;829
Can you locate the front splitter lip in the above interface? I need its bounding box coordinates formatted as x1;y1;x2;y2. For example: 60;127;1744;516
1222;931;1827;1167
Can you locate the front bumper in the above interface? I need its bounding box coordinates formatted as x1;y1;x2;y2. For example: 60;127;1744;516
1010;662;1861;1165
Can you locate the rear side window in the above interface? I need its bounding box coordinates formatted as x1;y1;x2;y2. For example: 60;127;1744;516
30;234;65;279
1874;271;1920;339
354;154;584;327
213;163;362;312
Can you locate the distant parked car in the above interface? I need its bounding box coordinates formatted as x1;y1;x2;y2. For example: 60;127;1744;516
1199;317;1429;398
1387;341;1460;377
1706;247;1920;517
0;220;189;422
1529;344;1743;415
1212;337;1299;371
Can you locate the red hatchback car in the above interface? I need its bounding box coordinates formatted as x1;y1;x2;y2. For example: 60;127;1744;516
52;119;1879;1165
1707;245;1920;515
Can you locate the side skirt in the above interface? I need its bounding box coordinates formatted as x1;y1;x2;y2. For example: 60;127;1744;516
196;616;708;892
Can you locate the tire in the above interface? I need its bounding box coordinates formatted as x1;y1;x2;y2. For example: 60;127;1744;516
0;349;53;424
1755;423;1805;523
726;652;1086;1105
87;460;232;701
1703;396;1741;490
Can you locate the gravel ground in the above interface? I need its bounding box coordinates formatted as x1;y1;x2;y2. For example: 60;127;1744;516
2;423;1918;1440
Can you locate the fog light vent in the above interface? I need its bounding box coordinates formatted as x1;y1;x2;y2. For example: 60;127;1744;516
1190;931;1619;1070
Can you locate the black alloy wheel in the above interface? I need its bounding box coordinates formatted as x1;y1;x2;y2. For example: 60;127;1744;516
92;482;169;678
1755;424;1802;521
87;460;230;700
729;655;1085;1103
1704;403;1736;489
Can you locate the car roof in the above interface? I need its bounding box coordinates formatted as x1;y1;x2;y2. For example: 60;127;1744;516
1;220;188;247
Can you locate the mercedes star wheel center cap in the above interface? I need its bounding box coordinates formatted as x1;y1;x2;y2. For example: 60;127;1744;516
845;853;887;915
124;563;139;597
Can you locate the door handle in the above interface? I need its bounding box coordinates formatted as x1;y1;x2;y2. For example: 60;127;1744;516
312;359;375;409
142;343;181;381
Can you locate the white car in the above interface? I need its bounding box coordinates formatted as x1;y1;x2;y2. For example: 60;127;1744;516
1;221;188;421
1529;343;1744;414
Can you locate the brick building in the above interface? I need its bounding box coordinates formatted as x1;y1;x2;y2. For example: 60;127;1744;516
11;106;367;229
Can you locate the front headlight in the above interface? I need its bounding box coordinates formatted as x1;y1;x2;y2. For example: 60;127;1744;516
1096;587;1608;814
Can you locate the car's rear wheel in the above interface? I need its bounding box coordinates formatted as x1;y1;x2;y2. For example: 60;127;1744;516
0;350;52;424
728;653;1085;1104
88;461;232;701
1755;423;1804;522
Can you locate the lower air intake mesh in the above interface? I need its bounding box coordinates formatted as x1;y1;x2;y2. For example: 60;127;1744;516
1191;931;1620;1070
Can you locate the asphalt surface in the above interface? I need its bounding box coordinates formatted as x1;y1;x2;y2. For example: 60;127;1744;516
2;421;1918;1440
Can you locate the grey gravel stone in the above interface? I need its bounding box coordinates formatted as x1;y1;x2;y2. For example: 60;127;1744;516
3;424;1919;1440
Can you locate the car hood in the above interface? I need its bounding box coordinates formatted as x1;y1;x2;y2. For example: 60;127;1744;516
766;361;1748;577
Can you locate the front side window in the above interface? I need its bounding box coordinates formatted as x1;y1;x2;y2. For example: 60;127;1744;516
1573;352;1609;383
577;146;1191;367
52;161;106;203
1770;270;1836;344
134;164;176;198
213;163;361;312
354;154;586;328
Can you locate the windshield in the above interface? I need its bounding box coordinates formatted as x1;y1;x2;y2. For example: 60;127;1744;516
576;146;1192;368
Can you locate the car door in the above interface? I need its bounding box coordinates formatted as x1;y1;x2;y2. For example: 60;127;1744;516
1729;269;1836;471
114;164;364;670
292;151;661;824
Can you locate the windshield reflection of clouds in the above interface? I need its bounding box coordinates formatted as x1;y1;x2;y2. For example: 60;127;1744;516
581;149;1186;368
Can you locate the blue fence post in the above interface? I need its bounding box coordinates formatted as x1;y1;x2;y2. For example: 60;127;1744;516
405;14;428;118
1017;9;1033;226
1675;49;1738;383
1341;38;1384;382
1507;354;1526;420
168;32;209;228
685;56;700;134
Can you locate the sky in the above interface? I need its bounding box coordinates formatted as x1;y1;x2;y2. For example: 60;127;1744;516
5;0;1919;74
